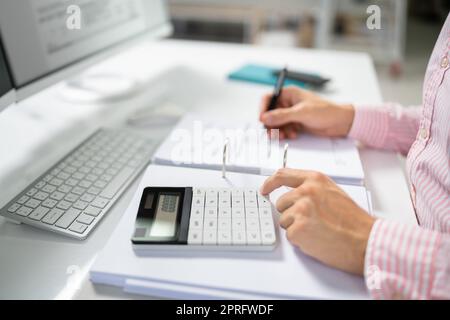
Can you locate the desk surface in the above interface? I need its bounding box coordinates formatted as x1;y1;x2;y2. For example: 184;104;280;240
0;39;416;299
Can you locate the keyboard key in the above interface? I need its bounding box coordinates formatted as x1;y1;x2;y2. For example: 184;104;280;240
94;180;107;189
42;208;64;225
29;206;50;221
16;206;33;217
100;174;113;182
57;172;70;180
17;195;30;205
43;174;54;183
58;185;72;193
72;172;85;180
35;181;46;189
232;197;244;208
260;218;275;231
91;197;109;209
73;200;89;210
232;189;244;198
244;195;258;208
188;230;202;245
7;203;21;213
42;199;58;208
80;193;95;203
77;214;94;225
50;191;65;201
192;196;204;207
34;191;49;201
56;200;72;210
25;199;41;209
259;207;272;218
78;180;92;189
72;186;86;196
99;167;134;199
69;221;88;234
26;188;38;197
66;178;80;187
193;188;205;197
42;184;56;194
85;174;98;182
83;206;101;217
49;178;64;187
55;208;81;229
64;193;79;202
257;196;271;208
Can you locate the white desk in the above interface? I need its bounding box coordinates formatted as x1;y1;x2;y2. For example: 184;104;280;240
0;40;416;299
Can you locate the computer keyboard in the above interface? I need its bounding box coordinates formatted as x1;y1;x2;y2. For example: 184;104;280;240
0;128;157;240
188;188;276;249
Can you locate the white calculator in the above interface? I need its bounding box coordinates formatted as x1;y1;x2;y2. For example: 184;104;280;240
131;187;277;251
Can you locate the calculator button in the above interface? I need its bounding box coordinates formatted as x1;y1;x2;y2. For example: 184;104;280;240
232;197;244;207
218;218;231;231
204;207;217;218
257;196;271;208
247;230;261;245
232;189;244;198
232;230;246;245
261;230;276;245
260;218;275;231
189;217;203;229
193;188;206;197
192;196;204;207
190;206;204;218
218;207;231;218
203;229;217;245
204;218;217;230
245;208;259;219
188;230;202;245
218;230;232;245
259;207;272;218
244;196;257;208
246;218;260;230
232;207;245;218
232;218;245;230
205;195;217;207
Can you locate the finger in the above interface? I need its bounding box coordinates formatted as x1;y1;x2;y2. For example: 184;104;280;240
260;107;298;127
275;188;305;213
260;168;311;195
259;94;274;120
279;211;295;229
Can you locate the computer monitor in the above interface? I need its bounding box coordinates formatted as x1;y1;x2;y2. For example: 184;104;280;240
0;30;14;112
0;0;172;102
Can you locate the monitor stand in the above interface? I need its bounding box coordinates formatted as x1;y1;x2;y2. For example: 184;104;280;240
58;72;142;104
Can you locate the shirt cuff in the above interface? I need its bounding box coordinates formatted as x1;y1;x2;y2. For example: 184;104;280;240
348;105;389;148
364;219;441;299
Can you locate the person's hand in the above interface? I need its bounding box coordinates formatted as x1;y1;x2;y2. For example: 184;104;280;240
259;86;355;139
261;168;375;275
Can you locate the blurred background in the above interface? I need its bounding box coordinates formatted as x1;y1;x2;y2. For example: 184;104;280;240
166;0;449;105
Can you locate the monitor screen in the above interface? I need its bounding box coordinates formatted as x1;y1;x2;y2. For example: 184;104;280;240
0;31;14;110
0;0;170;97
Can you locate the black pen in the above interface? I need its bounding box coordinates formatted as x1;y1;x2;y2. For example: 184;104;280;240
268;67;288;111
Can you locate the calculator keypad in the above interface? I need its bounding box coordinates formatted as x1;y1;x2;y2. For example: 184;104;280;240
188;188;276;247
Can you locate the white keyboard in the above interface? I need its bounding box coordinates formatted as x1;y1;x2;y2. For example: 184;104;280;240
187;188;276;250
0;128;157;240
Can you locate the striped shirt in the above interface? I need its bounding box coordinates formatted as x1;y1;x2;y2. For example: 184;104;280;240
348;13;450;299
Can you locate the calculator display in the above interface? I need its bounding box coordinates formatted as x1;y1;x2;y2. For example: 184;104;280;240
149;194;179;237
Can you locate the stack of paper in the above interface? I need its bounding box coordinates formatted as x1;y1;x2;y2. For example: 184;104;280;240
90;165;371;299
152;114;365;185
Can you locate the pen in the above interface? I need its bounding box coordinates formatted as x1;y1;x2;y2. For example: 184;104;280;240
268;67;288;111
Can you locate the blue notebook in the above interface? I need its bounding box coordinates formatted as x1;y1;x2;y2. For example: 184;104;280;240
228;64;306;88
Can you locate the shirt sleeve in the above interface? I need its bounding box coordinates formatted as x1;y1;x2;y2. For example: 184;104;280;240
348;104;421;155
364;219;450;299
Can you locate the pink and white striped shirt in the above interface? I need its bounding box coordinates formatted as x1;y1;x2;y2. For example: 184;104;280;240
349;14;450;300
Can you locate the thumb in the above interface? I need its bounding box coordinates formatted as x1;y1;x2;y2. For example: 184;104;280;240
261;105;303;127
